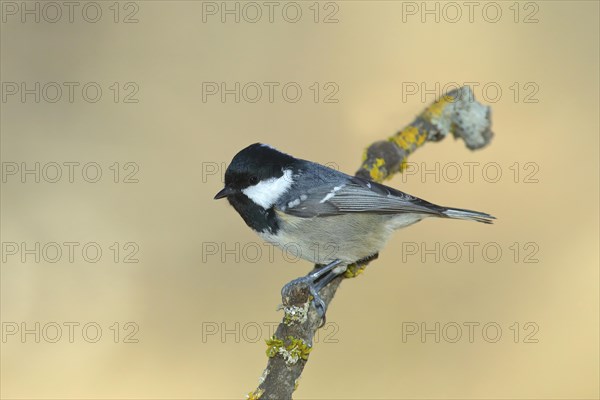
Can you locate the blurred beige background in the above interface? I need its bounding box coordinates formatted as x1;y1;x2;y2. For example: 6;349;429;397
1;1;598;399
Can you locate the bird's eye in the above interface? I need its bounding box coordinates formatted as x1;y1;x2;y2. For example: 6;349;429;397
249;176;259;185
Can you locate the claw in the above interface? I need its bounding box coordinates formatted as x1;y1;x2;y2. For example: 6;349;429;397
309;285;327;327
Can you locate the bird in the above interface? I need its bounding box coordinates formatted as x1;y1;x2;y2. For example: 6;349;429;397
214;143;494;319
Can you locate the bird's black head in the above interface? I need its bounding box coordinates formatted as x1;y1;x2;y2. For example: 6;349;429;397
214;143;296;200
214;143;297;233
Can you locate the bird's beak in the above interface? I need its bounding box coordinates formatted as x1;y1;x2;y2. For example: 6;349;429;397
214;186;236;200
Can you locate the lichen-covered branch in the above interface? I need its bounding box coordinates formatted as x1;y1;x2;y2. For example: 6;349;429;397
356;86;493;182
249;86;493;400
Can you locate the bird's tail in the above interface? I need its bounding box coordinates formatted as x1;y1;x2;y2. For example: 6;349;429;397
441;207;496;224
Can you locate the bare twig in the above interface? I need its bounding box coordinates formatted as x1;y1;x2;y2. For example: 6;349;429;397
249;86;494;400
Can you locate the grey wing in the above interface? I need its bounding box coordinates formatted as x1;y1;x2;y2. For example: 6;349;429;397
276;163;445;218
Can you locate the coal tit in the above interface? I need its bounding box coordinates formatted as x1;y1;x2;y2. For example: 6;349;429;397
215;143;494;316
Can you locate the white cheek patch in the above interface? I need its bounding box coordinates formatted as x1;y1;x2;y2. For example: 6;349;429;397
242;169;293;209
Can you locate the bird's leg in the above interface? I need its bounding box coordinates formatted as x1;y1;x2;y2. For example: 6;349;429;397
282;259;345;327
310;263;348;325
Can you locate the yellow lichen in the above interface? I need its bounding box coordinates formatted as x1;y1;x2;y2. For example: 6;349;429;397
369;157;387;182
344;263;367;278
399;158;409;172
265;336;284;358
265;335;312;365
415;128;427;145
285;336;312;362
389;125;427;152
247;388;264;400
422;94;454;121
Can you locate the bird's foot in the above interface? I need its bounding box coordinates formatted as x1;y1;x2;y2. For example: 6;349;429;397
282;259;345;327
